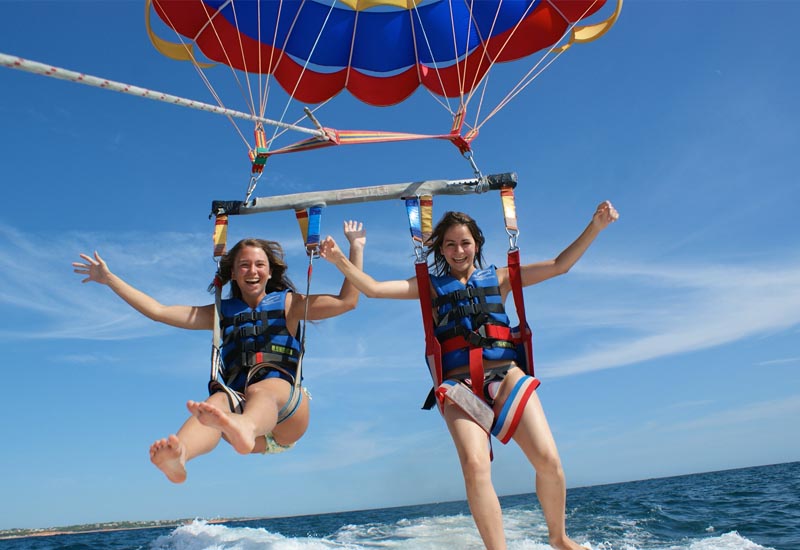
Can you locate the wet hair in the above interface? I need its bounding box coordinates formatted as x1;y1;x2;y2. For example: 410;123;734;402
208;238;296;298
425;211;486;277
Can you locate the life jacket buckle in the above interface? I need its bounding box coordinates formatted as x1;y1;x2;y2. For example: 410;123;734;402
456;303;480;318
466;330;484;347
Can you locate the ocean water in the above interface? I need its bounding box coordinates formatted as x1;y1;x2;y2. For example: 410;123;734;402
2;462;797;550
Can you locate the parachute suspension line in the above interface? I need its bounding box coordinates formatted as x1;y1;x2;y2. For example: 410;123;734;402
181;1;257;123
151;0;251;150
476;0;616;132
406;3;427;106
262;0;307;148
263;99;334;153
445;0;467;109
192;0;258;121
478;42;567;131
490;0;608;116
410;3;457;117
253;0;338;155
459;0;488;126
462;0;530;132
343;4;360;91
464;0;541;132
268;1;338;149
255;0;266;120
224;0;262;121
458;0;500;118
255;0;282;123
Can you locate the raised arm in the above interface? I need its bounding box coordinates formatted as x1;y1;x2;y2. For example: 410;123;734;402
73;251;214;330
287;220;371;323
320;234;419;300
497;201;619;294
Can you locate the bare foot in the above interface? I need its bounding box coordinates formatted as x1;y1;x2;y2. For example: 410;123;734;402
549;535;591;550
149;434;187;484
187;400;255;455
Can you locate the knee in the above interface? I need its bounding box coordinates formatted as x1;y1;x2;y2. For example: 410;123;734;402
535;450;565;480
245;381;280;404
460;452;493;487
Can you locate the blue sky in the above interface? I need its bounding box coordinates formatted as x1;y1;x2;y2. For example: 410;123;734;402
1;0;799;531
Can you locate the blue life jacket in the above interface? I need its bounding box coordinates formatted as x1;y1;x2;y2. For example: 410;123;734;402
219;289;302;390
430;266;517;373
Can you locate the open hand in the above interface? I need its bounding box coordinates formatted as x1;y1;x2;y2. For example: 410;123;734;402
72;251;112;285
343;220;366;248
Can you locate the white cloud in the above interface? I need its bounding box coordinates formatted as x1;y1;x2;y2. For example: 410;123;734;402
665;394;800;432
541;260;800;377
756;356;800;367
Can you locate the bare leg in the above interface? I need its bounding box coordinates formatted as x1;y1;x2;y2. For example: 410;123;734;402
443;404;507;550
150;392;228;483
188;378;292;454
511;392;586;550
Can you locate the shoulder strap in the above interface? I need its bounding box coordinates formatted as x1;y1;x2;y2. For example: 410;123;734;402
502;187;535;376
210;214;228;386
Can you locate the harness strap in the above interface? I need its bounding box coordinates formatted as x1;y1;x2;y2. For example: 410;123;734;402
507;248;534;375
501;186;535;376
288;204;324;418
233;324;289;340
491;375;540;443
433;285;501;306
438;301;506;325
415;260;442;405
295;206;323;257
439;324;515;354
468;347;485;399
210;213;229;390
220;308;284;327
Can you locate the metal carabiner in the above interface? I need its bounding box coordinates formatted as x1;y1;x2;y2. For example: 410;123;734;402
244;172;262;204
462;150;488;192
506;228;520;252
413;243;426;264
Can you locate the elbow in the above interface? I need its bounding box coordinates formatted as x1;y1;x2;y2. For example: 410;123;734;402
363;289;380;299
550;262;572;277
341;295;359;312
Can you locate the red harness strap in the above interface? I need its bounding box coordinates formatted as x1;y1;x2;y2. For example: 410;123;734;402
507;248;535;376
415;261;444;403
439;324;514;354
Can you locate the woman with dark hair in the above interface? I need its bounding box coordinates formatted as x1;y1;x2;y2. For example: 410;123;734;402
73;221;365;483
320;203;618;550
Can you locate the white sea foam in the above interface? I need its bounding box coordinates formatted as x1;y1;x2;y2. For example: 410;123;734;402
150;518;773;550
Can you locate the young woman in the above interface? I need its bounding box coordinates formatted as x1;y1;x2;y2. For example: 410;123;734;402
319;204;618;550
73;221;366;483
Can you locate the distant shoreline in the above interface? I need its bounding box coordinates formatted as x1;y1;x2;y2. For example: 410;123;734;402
0;518;235;540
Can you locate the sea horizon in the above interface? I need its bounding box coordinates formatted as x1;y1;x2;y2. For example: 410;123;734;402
3;459;797;549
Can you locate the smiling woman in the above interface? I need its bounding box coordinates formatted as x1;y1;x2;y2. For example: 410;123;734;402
319;201;618;550
71;222;366;484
